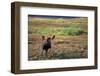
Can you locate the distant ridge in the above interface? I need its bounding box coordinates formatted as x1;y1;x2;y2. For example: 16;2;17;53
28;14;86;19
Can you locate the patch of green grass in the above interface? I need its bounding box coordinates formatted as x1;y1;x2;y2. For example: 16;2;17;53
29;25;86;36
64;26;85;36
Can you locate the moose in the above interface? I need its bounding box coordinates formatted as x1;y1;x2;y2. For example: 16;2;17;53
41;35;55;57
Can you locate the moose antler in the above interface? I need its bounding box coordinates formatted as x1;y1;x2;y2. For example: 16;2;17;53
42;36;45;40
52;35;55;40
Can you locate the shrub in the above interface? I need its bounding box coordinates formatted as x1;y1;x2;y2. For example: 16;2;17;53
30;26;86;36
63;25;85;36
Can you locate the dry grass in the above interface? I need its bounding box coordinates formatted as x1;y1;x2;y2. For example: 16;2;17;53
28;35;87;60
28;17;88;60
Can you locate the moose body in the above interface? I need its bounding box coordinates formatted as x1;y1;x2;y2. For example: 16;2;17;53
43;39;51;51
41;35;55;57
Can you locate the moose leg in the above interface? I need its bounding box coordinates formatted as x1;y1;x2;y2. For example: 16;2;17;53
40;50;45;60
41;49;44;56
45;50;48;59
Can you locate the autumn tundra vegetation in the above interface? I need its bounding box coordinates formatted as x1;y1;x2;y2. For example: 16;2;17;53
28;15;88;60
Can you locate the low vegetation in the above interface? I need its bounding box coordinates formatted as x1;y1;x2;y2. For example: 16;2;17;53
28;17;88;60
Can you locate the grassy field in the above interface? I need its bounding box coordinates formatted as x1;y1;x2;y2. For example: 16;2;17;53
28;16;88;60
